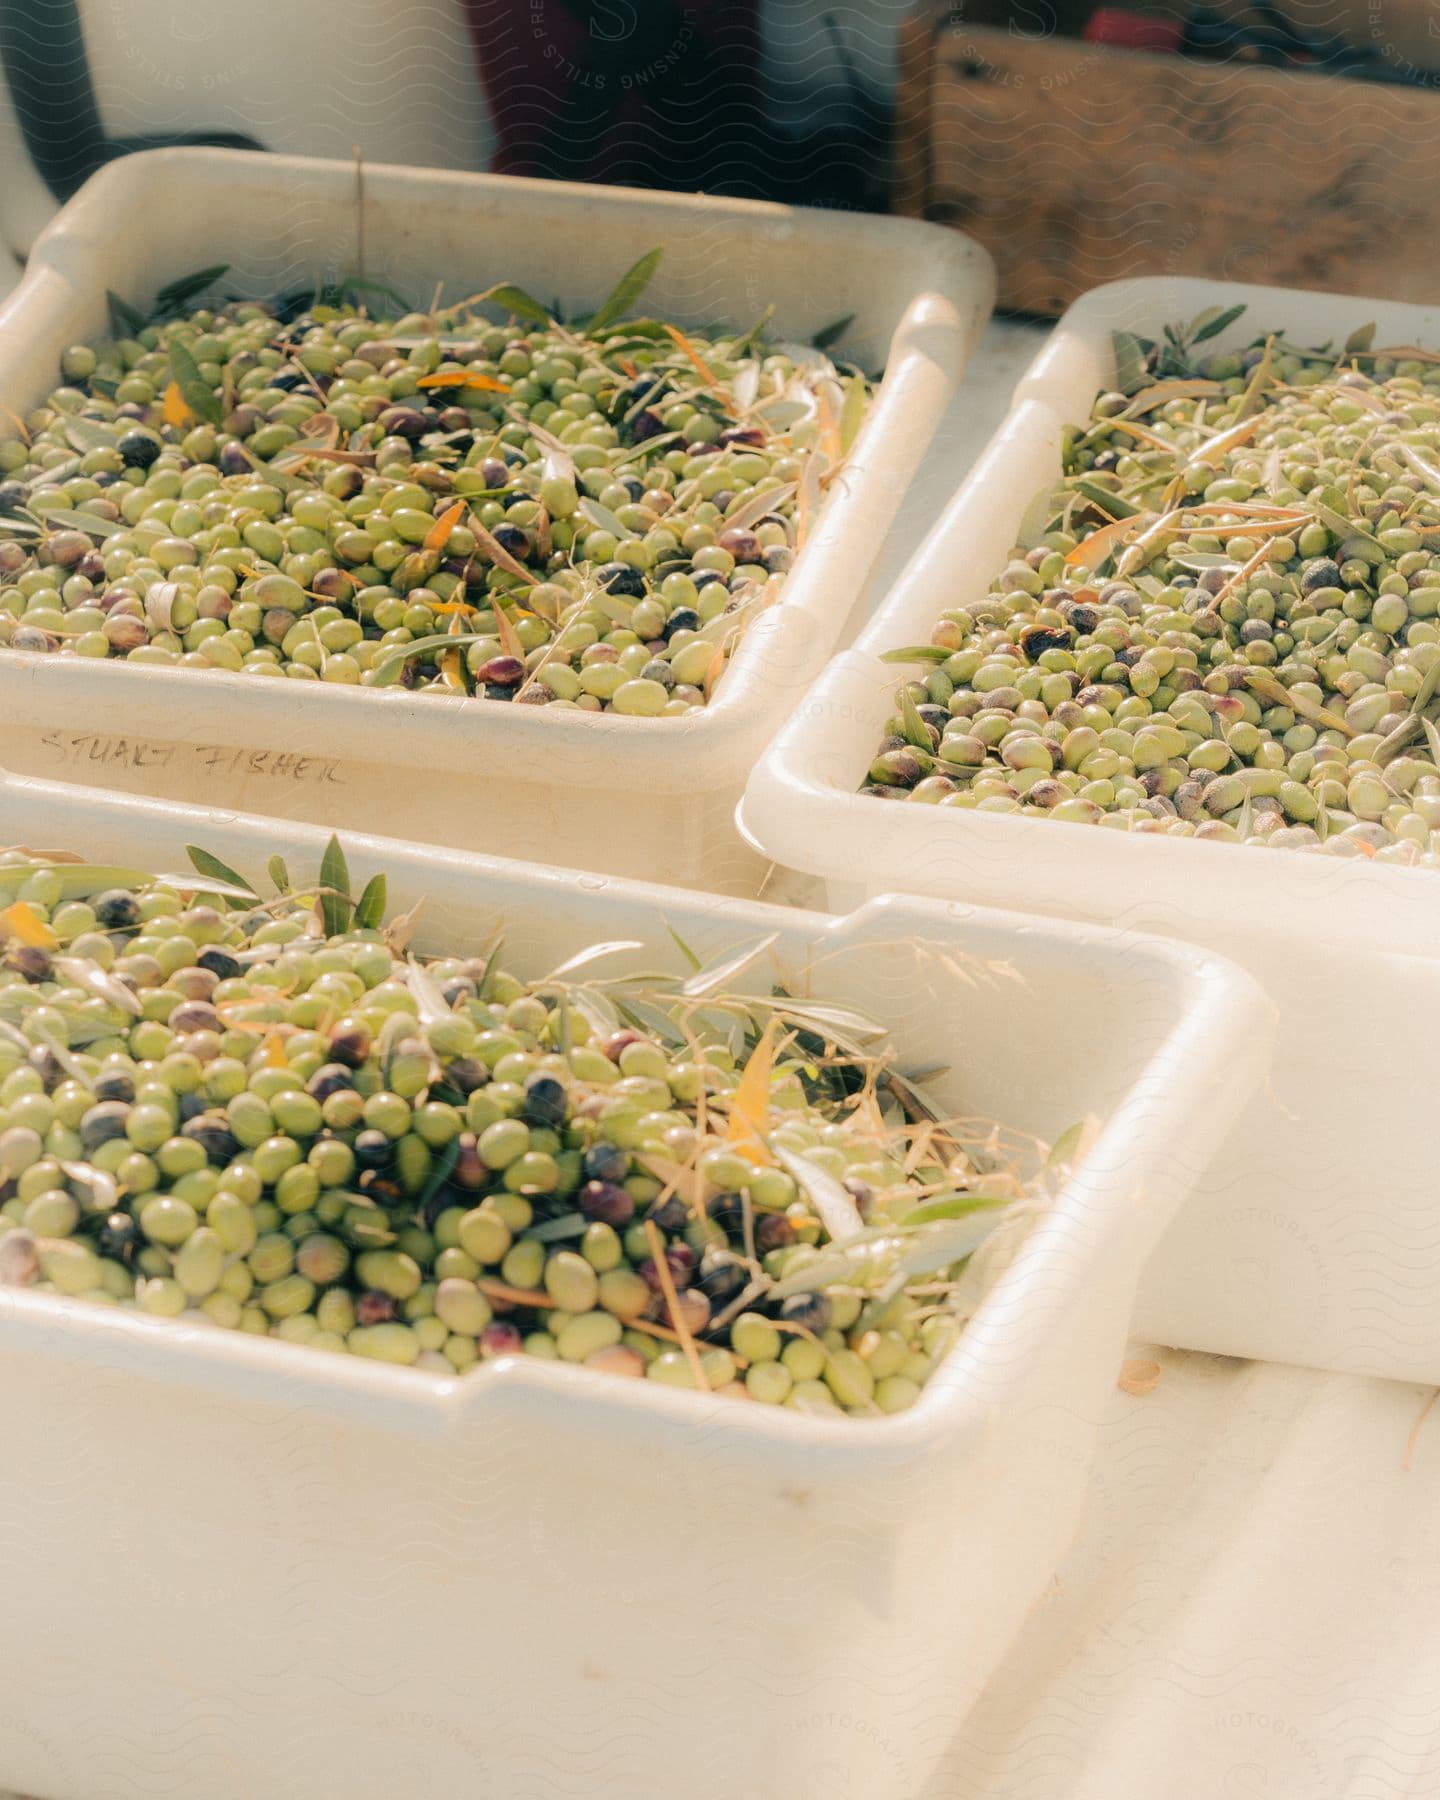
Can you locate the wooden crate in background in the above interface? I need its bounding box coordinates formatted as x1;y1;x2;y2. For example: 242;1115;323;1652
894;2;1440;314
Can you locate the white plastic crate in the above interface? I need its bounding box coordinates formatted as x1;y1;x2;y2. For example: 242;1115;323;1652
742;277;1440;1385
0;767;1264;1800
0;147;993;896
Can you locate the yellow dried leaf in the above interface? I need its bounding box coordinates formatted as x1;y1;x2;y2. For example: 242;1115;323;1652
1065;514;1142;572
663;322;721;392
262;1030;289;1069
0;901;57;950
424;500;466;554
162;381;194;428
416;370;512;393
726;1018;778;1165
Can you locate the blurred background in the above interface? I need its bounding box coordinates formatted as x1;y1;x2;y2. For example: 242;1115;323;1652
0;0;1432;319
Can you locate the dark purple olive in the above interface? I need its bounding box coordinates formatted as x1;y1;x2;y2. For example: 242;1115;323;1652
473;655;524;687
196;946;242;982
641;1243;695;1292
353;1129;393;1172
41;530;93;570
328;1019;371;1067
356;1291;397;1325
75;552;106;583
580;1180;634;1227
662;607;701;639
479;1321;523;1357
26;1045;64;1088
717;527;761;563
180;1114;239;1165
596;561;645;597
117;429;161;468
646;1191;688;1234
377;406;428;441
169;1000;220;1035
779;1291;831;1332
94;889;140;929
80;1101;131;1155
754;1213;795;1253
93;1069;136;1105
582;1142;629;1184
307;1064;358;1102
452;1136;487;1191
522;1074;567;1129
218;442;251;476
479;458;510;488
440;1057;488;1096
223;405;262;438
96;1212;140;1265
490;523;531;559
9;944;52;981
698;1245;748;1305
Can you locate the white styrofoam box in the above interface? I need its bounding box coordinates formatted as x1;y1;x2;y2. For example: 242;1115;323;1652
742;277;1440;1386
0;147;993;895
0;766;1265;1800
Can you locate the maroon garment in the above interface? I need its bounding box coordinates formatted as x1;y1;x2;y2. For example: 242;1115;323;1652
464;0;765;192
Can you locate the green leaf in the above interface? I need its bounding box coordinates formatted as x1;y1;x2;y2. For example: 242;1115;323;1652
1111;329;1151;394
878;644;954;665
811;314;854;351
682;932;780;999
900;1193;1010;1225
897;684;933;751
1345;321;1377;356
665;924;703;971
1188;303;1247;346
106;289;146;336
185;845;257;898
319;836;353;938
24;503;125;539
583;247;662;335
337;274;411;312
368;632;491;688
475;282;554;329
267;855;291;895
354;873;388;930
839;372;867;456
154;264;230;317
63;417;119;454
1074;477;1144;519
732;304;775;358
168;338;222;426
415;1136;460;1217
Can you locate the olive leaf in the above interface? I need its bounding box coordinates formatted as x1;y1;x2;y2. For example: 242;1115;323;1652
583;247;662;335
897;684;933;751
185;845;257;898
63;417;119;454
839;373;867;455
167;339;222;426
1073;477;1144;519
578;497;627;538
664;924;703;972
318;836;353;938
811;314;855;351
337;274;411;313
732;304;776;358
1111;329;1152;394
1187;303;1247;346
681;932;780;999
415;1137;461;1217
878;644;953;665
154;264;230;317
354;873;387;930
474;282;553;329
25;503;125;540
773;1146;863;1242
900;1193;1010;1225
1345;321;1377;355
546;940;644;980
106;289;146;336
268;855;292;895
368;632;491;689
